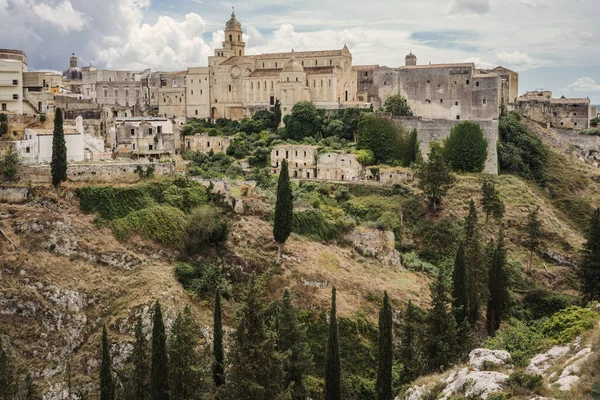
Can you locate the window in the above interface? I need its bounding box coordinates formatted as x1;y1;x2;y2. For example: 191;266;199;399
384;81;387;86
200;90;203;95
313;80;316;87
148;128;153;135
228;85;232;92
302;61;304;66
12;94;18;100
575;122;578;126
258;82;260;89
295;151;298;156
262;63;265;68
149;144;153;150
238;34;241;41
455;101;459;106
426;99;431;104
476;82;480;87
239;50;242;56
330;59;332;65
191;79;194;84
25;147;30;154
270;96;275;105
456;115;461;120
466;79;470;85
440;99;443;103
296;77;298;82
207;142;211;147
483;99;487;104
427;80;430;83
574;113;577;116
191;90;194;95
12;79;18;85
553;112;558;117
320;80;323;87
275;62;278;67
157;126;162;134
276;150;279;156
303;151;307;156
287;77;289;82
1;104;6;111
251;82;253;89
126;90;129;97
329;79;331;87
195;109;198;115
365;72;368;77
115;90;118;97
229;34;232;41
315;60;318;65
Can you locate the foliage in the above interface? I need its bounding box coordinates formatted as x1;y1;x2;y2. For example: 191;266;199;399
51;108;68;189
401;252;438;275
581;128;600;136
274;160;294;259
344;195;401;222
283;101;322;141
464;200;486;326
485;318;550;367
325;286;342;400
22;373;42;400
522;289;579;320
579;208;600;302
376;292;393;400
100;326;115;400
352;149;375;165
384;94;413;117
486;229;509;337
480;178;504;222
213;289;225;388
184;206;229;255
0;147;22;182
540;306;598;344
413;217;462;264
442;121;488;172
151;301;169;400
184;151;243;179
504;372;543;396
292;210;353;242
416;146;455;211
0;336;17;400
591;117;600;127
175;262;229;299
356;114;403;164
129;316;149;400
498;113;548;186
452;243;469;326
112;205;187;249
524;206;543;269
399;300;427;383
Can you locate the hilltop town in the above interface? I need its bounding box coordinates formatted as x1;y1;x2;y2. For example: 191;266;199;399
2;10;600;400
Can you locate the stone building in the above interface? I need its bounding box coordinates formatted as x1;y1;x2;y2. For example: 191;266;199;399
78;64;149;110
379;167;414;185
516;90;593;129
184;133;231;153
158;71;187;118
317;152;362;181
112;117;175;159
0;49;27;115
204;12;358;120
186;67;210;118
270;144;318;178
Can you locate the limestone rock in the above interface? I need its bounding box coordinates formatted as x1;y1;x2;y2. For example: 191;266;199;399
526;344;570;375
441;368;508;399
554;375;580;391
469;348;512;371
344;227;401;267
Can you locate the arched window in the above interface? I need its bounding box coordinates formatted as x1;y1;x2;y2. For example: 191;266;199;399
229;34;232;41
296;77;298;82
239;50;242;56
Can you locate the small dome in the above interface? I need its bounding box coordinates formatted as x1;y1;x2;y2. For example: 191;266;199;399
282;50;304;73
406;52;417;59
63;53;82;80
225;10;242;30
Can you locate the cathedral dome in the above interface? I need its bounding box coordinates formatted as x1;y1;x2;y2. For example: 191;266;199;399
283;50;304;73
62;53;82;80
225;10;242;30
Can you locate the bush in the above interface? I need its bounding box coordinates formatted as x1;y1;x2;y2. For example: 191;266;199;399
0;147;22;181
540;306;598;344
175;262;229;298
184;206;229;256
343;195;402;222
40;115;47;123
357;114;404;164
292;210;353;241
443;121;488;172
112;205;187;249
581;128;600;136
485;318;551;367
523;289;578;320
401;252;438;275
384;94;413;117
344;374;376;400
504;372;543;396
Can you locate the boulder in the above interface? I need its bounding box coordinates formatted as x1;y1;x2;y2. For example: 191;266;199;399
526;344;570;375
554;375;580;391
469;348;512;370
442;368;508;399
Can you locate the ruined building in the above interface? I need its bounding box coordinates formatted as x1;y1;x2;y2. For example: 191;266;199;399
516;90;594;129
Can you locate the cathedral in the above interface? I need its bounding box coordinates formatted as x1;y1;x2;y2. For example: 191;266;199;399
186;11;359;120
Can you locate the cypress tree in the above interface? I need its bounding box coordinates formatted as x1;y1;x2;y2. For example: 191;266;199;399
277;288;312;400
398;300;425;383
325;286;341;400
525;206;543;271
425;270;458;372
580;208;600;301
464;200;485;326
128;315;149;400
274;99;282;128
415;146;455;211
486;228;508;337
376;291;393;400
481;178;504;223
100;325;115;400
168;305;201;400
213;289;225;388
23;373;42;400
452;243;469;325
0;336;16;400
151;301;169;400
51;108;67;204
273;159;293;262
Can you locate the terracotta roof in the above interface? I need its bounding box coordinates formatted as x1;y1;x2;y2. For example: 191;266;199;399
400;63;474;70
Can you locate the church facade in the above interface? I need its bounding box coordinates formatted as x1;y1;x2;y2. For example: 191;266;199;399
186;12;358;120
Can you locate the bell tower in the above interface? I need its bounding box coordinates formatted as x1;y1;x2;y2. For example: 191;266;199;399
221;8;245;58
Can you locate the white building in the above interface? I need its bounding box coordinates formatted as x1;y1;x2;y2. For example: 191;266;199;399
0;58;24;115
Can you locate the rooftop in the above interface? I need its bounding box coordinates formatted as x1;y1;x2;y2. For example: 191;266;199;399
400;62;475;70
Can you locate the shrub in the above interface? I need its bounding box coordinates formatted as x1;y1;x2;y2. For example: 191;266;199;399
540;306;598;344
292;210;353;241
112;205;187;249
523;289;578;320
344;374;376;400
352;149;375;165
0;147;22;181
413;217;462;263
581;128;600;136
77;185;156;220
485;318;551;367
401;252;438;275
443;121;488;172
504;372;543;396
184;206;229;256
343;195;402;222
175;262;229;298
357;114;404;164
40;115;47;123
384;94;413;117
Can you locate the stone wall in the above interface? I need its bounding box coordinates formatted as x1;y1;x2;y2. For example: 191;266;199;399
391;116;499;174
19;162;175;183
0;186;29;203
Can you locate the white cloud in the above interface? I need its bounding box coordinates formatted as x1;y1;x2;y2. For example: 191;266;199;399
33;1;88;32
495;51;544;69
564;77;600;93
459;57;495;69
449;0;491;14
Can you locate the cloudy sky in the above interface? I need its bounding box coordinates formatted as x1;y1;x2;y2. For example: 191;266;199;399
1;0;599;103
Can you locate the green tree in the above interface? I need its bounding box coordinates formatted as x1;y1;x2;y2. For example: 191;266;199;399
384;94;413;117
130;315;149;400
425;270;458;372
224;276;283;400
273;99;282;128
0;336;16;400
464;200;486;325
579;208;600;302
416;146;455;211
185;205;229;256
357;114;401;164
273;159;293;262
451;243;469;326
398;300;426;383
486;229;509;337
213;289;225;388
168;305;202;400
100;326;115;400
283;101;321;141
442;121;488;172
524;206;543;271
375;291;393;400
481;178;504;223
51;108;68;204
325;286;341;400
277;288;312;400
0;147;22;182
22;373;42;400
151;301;170;400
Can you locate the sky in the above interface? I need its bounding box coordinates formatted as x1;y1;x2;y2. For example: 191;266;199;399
1;0;600;104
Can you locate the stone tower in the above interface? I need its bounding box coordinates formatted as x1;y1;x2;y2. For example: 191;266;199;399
405;52;417;66
222;9;245;57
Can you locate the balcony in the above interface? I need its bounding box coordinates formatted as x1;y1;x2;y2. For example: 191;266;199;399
0;80;19;86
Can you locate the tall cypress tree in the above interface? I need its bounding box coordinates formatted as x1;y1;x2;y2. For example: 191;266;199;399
0;336;16;400
525;206;542;271
151;301;169;400
100;325;115;400
213;289;225;388
273;159;293;262
425;270;458;372
23;373;41;400
273;99;282;128
486;228;508;337
452;243;468;325
580;208;600;301
376;291;393;400
131;315;149;400
464;199;485;325
277;288;312;400
168;305;201;400
325;286;341;400
51;108;67;204
398;300;425;383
